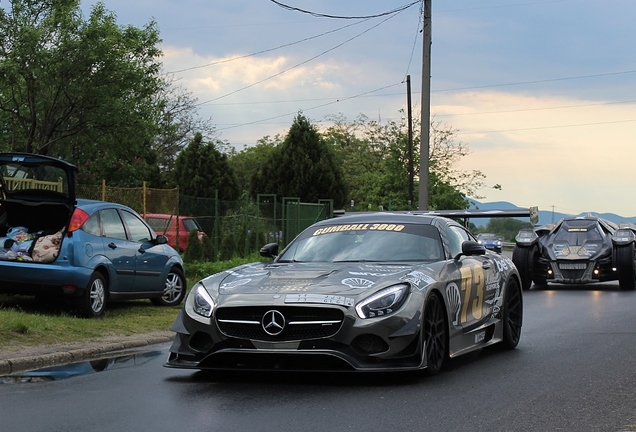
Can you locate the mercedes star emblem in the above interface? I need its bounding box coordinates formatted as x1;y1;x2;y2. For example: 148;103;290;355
262;310;285;336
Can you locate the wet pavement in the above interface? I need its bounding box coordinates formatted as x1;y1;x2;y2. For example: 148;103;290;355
1;348;165;383
0;331;173;376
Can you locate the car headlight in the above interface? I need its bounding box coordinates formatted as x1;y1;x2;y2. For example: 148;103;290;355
355;284;409;319
192;284;215;318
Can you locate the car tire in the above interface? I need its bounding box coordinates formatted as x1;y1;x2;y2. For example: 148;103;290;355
616;245;636;291
422;293;448;375
512;245;535;291
151;267;186;306
501;278;523;349
78;272;107;318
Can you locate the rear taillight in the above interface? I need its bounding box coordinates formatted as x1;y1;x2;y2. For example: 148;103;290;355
67;208;90;233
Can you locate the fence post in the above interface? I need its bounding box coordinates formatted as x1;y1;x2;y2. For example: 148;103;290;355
257;194;277;248
214;189;219;260
244;194;250;257
318;199;334;219
282;197;300;246
142;181;147;216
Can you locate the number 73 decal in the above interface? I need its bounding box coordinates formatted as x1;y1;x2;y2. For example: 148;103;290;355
446;264;488;327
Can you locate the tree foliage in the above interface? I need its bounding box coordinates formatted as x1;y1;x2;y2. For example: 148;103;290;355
252;114;347;207
0;0;208;186
228;135;281;194
172;132;239;201
153;75;220;185
478;217;533;242
323;113;477;211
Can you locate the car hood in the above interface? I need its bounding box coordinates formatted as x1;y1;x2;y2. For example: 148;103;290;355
207;261;440;297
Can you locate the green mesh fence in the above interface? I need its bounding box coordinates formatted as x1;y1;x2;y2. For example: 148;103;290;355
76;183;334;261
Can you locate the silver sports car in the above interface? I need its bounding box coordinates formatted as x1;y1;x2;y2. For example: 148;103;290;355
165;212;523;374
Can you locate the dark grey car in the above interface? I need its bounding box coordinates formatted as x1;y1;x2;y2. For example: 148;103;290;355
166;212;523;374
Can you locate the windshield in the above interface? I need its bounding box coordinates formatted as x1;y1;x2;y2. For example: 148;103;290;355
554;221;603;245
278;223;443;263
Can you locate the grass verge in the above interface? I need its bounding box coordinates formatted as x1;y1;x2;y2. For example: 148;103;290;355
0;255;264;352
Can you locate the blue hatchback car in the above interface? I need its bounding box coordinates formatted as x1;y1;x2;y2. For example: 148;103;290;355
0;152;186;317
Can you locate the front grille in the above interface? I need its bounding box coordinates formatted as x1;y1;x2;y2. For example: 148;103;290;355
216;306;344;342
558;262;587;270
557;261;589;280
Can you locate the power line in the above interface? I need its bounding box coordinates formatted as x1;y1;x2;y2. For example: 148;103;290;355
191;69;636;107
437;99;636;117
195;13;402;106
432;70;636;92
456;118;636;135
269;0;420;19
214;81;404;131
166;18;372;74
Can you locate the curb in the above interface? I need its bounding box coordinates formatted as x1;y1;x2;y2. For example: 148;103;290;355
0;333;174;376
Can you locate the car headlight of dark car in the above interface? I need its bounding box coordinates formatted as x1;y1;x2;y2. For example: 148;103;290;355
192;283;215;318
355;283;409;319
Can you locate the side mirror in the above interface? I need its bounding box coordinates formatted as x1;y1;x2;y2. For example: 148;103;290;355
454;240;486;260
156;234;169;245
260;242;279;258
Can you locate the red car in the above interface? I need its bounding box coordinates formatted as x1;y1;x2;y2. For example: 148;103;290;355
144;213;205;252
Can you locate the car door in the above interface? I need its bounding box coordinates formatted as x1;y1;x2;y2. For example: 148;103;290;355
99;208;137;292
119;209;168;293
445;226;494;333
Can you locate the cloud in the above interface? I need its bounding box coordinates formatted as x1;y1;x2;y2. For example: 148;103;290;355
443;91;636;216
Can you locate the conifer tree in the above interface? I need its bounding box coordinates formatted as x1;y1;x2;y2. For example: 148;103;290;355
254;114;347;207
173;132;239;201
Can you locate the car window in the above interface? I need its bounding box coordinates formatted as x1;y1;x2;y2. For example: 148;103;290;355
121;210;152;243
182;218;201;232
146;217;169;232
447;226;470;257
100;208;128;241
82;213;101;236
0;162;70;195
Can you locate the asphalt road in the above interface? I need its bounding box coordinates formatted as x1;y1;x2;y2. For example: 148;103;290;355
2;283;636;432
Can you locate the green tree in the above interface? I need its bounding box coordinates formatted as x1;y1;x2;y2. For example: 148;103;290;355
0;0;174;186
152;75;219;186
228;135;280;194
481;218;533;242
323;113;483;211
172;132;239;201
252;114;347;207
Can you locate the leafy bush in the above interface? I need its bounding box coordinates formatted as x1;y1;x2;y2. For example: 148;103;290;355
183;230;204;262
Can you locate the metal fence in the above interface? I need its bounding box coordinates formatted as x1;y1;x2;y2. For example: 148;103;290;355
76;182;334;260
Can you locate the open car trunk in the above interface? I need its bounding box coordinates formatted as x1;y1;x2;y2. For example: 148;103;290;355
0;152;78;262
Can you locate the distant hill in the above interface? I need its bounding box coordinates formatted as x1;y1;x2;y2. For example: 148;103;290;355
467;200;636;227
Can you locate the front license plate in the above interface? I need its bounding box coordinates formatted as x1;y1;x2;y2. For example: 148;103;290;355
558;262;587;270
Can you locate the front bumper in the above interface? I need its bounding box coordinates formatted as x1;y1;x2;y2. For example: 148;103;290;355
165;301;426;372
537;257;616;284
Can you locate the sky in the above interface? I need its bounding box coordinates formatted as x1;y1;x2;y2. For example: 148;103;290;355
79;0;636;218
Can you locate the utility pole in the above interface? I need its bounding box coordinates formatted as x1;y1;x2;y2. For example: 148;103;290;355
418;0;431;210
407;75;414;208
